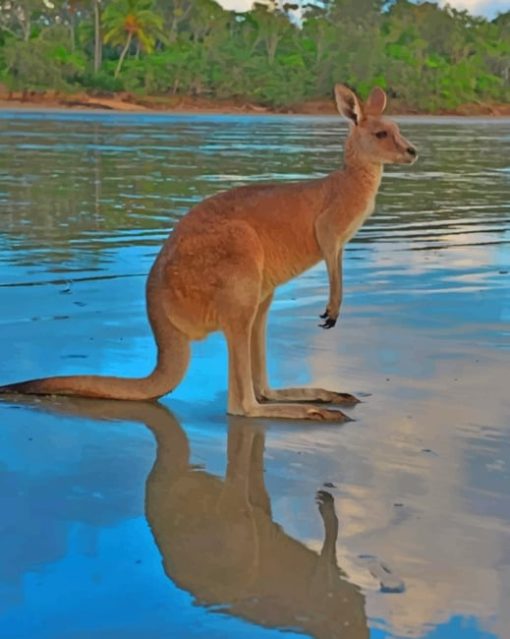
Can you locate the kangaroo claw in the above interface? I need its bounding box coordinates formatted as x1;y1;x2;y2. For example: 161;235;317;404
319;316;337;329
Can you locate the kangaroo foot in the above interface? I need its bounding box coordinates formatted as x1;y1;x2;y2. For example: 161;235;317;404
258;388;360;406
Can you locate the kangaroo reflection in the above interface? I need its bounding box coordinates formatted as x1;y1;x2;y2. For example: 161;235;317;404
15;398;368;639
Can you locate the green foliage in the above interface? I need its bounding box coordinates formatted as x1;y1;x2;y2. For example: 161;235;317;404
81;67;124;93
103;0;166;77
0;0;508;111
103;0;166;52
3;26;85;90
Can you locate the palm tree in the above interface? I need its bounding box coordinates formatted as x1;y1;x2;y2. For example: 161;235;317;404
103;0;165;78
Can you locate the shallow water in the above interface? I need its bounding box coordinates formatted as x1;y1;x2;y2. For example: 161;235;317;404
0;111;509;639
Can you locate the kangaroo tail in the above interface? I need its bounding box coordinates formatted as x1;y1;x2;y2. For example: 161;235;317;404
0;288;190;401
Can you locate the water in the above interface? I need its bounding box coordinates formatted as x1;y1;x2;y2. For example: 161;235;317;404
0;111;509;639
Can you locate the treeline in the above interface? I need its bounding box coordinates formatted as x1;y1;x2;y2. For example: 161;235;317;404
0;0;509;110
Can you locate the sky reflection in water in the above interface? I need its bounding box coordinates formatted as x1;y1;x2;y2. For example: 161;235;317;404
0;112;509;639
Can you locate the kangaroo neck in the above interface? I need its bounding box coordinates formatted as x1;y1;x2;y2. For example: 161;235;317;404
342;139;383;192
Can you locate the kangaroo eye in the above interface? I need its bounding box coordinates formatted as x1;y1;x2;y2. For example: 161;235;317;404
375;131;388;139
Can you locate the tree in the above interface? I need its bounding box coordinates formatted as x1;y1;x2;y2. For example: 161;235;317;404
246;1;294;65
4;25;85;91
103;0;165;78
93;0;102;73
155;0;193;43
188;0;230;45
0;0;508;110
0;0;42;41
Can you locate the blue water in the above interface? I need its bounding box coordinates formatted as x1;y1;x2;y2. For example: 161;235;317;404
0;111;509;639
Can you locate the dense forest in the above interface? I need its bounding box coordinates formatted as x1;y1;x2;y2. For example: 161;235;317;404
0;0;509;111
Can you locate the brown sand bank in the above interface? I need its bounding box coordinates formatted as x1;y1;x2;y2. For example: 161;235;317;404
0;89;509;116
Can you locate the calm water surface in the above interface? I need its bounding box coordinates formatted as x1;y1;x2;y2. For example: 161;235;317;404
0;111;509;639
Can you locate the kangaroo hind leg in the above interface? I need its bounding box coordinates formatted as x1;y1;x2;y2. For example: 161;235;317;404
250;294;359;407
225;318;349;422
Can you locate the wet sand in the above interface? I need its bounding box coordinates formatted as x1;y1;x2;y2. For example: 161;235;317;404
1;94;510;117
0;112;509;639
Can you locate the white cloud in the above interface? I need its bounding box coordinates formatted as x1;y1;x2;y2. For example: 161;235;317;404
217;0;283;10
438;0;509;18
216;0;256;10
216;0;508;18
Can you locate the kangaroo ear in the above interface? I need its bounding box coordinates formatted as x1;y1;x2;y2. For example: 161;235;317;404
364;86;387;116
334;84;363;126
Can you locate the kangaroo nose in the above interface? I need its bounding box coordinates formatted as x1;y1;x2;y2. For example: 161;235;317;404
407;146;417;157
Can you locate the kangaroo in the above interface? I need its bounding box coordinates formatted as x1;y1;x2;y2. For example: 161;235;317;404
0;84;417;421
9;397;369;639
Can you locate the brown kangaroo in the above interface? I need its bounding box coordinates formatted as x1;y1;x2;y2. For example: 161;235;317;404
11;397;369;639
0;84;417;421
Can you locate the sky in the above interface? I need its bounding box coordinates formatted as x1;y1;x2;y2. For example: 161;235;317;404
438;0;508;18
217;0;508;19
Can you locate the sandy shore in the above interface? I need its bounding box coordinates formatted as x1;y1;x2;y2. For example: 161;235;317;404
1;92;509;116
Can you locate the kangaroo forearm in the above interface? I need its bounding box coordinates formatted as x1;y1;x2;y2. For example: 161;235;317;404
319;250;343;329
327;268;343;315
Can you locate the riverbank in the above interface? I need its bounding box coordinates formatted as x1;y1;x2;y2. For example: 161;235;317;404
1;90;509;116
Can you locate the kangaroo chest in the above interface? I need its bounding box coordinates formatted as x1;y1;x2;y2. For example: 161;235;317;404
338;197;376;245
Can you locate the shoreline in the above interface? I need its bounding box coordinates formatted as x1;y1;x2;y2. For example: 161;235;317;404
1;93;510;117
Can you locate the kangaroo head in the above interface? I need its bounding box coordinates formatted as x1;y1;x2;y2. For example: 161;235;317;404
335;84;417;166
